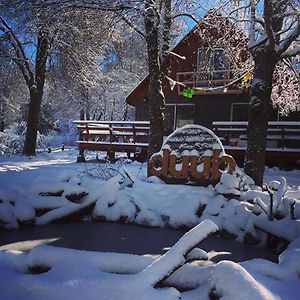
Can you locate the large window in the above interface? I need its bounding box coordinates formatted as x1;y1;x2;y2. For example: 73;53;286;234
197;48;231;71
196;48;231;85
164;104;194;135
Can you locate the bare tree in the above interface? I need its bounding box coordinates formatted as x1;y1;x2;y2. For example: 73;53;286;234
244;1;300;184
0;53;27;131
0;1;112;155
204;0;300;185
42;0;196;157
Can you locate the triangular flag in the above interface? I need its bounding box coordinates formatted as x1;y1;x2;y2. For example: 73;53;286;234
242;72;251;82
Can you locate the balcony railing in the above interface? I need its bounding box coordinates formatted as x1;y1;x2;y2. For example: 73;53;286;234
176;69;245;95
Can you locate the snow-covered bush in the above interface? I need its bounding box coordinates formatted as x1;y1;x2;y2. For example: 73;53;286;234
252;177;298;220
46;119;77;147
0;122;26;154
0;121;75;154
215;168;255;197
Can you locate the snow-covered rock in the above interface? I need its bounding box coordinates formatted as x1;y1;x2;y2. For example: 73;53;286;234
209;260;276;300
220;173;240;189
14;201;35;221
0;202;15;224
186;248;208;261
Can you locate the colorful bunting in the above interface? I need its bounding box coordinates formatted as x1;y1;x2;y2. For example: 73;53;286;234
166;70;252;96
238;71;251;84
242;71;251;82
183;87;194;98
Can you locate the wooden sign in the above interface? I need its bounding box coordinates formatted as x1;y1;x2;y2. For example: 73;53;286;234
148;125;237;184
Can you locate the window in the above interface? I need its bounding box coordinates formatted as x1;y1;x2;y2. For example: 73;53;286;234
196;48;231;86
197;48;230;72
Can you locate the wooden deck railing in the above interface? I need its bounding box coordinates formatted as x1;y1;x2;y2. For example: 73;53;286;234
212;121;300;166
74;120;150;162
176;69;244;95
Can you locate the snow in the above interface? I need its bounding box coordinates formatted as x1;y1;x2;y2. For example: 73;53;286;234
0;149;300;299
209;260;276;300
162;124;225;154
253;215;300;241
0;202;14;223
1;234;300;299
185;248;208;261
1;148;299;240
140;220;218;286
220;173;240;189
213;121;300;126
14;201;35;221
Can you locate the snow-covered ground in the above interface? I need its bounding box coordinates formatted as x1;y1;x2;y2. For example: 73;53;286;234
0;148;300;299
0;147;298;190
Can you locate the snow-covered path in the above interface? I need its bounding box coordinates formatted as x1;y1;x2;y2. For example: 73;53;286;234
0;148;299;187
0;148;83;187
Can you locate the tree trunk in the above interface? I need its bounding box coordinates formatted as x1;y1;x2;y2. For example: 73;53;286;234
123;105;128;121
244;48;276;185
0;97;5;132
23;30;49;156
144;0;165;158
22;89;43;155
0;118;4;132
80;108;85;120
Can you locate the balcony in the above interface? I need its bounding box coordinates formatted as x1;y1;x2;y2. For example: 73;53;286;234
176;69;246;96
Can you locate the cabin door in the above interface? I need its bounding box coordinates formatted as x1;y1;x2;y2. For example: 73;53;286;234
164;104;194;135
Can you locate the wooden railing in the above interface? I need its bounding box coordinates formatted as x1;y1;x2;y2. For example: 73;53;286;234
74;120;150;162
176;69;244;95
212;121;300;166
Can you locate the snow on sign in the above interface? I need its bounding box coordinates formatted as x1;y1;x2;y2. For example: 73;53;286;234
149;125;237;184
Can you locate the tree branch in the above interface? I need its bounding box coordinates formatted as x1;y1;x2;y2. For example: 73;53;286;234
0;16;34;85
263;0;276;49
277;19;300;56
248;0;257;49
121;15;146;38
172;12;198;24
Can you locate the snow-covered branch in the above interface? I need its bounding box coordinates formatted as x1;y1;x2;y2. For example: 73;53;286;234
140;220;218;287
277;20;300;56
281;46;300;58
263;0;276;49
0;16;34;85
167;51;186;60
248;0;257;49
121;15;146;38
172;12;198;23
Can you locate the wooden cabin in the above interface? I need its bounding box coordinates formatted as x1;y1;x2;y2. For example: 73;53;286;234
126;17;299;135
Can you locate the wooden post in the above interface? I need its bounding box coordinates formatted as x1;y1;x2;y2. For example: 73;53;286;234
132;123;136;144
109;126;113;143
281;127;285;149
85;123;90;142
